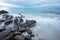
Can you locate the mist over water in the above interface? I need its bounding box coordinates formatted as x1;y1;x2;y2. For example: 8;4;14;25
0;0;60;40
0;2;60;40
5;7;60;40
18;13;60;40
0;7;60;40
24;14;60;40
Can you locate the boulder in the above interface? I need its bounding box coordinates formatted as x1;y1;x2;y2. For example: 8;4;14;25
19;28;28;33
0;10;8;14
15;35;25;40
2;14;11;20
26;20;36;27
0;19;5;24
3;32;14;40
0;28;5;32
0;13;35;40
9;16;13;20
0;19;5;22
19;18;23;23
25;35;32;40
14;17;18;26
19;23;27;28
30;34;35;37
0;29;12;40
5;20;13;26
26;29;32;34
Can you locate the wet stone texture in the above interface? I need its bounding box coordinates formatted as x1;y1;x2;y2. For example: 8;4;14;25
0;11;36;40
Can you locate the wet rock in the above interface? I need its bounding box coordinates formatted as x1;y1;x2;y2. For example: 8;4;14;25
25;35;32;40
19;28;28;33
39;39;42;40
22;32;29;37
26;20;36;27
0;29;12;40
3;14;11;20
15;35;25;40
5;15;9;18
14;32;21;36
30;34;35;37
19;23;27;28
9;16;13;20
3;32;14;40
0;19;5;22
0;19;5;24
0;13;36;40
26;29;32;34
0;10;8;14
0;28;5;32
5;20;13;26
14;17;18;26
19;18;24;23
18;14;25;23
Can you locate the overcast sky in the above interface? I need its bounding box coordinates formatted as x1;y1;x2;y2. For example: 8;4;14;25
0;0;60;8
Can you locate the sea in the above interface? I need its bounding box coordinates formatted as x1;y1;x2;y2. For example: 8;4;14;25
0;6;60;40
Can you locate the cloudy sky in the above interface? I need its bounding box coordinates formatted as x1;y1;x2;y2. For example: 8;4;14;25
0;0;60;8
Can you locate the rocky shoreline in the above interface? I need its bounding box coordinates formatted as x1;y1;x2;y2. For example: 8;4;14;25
0;10;36;40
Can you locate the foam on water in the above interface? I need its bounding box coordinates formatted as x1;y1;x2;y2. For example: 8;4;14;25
22;13;60;40
0;13;60;40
